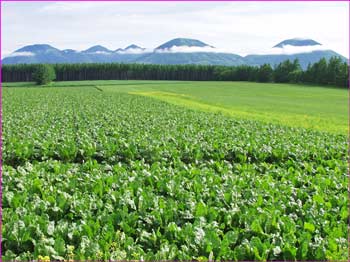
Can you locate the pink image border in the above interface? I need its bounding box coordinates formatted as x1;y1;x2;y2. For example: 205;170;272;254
0;0;349;261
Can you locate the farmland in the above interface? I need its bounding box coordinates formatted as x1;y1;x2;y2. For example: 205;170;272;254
1;81;348;260
3;80;347;134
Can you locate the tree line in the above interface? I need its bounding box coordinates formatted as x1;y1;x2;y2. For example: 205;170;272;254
2;56;348;88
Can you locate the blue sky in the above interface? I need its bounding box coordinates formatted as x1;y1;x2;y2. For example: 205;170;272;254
2;1;349;57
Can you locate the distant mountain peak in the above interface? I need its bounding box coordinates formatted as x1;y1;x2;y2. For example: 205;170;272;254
83;45;112;53
125;44;144;50
274;38;321;48
16;44;58;53
156;38;213;50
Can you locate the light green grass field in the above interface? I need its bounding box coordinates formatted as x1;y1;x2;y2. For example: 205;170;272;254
3;80;347;134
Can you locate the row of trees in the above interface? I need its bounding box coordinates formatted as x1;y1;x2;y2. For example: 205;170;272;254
304;57;348;87
272;57;348;87
2;57;348;87
215;56;349;88
2;63;218;82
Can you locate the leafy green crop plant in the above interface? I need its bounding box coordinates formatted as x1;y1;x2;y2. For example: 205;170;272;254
2;85;347;260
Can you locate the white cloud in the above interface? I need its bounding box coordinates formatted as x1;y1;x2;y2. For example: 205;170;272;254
253;45;330;56
152;44;331;55
116;48;151;54
155;46;218;53
86;51;112;55
40;2;107;12
6;51;35;57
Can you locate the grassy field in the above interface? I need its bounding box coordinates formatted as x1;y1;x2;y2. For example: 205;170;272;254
2;81;347;260
4;80;347;134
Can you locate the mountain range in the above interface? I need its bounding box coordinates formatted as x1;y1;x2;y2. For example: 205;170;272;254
2;38;347;69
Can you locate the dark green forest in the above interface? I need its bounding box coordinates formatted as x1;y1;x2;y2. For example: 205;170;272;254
2;56;348;88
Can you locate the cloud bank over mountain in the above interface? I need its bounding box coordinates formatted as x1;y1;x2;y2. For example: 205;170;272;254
2;38;347;70
258;45;329;55
6;51;35;57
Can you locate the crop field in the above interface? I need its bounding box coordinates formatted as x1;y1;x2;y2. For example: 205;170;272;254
4;80;346;134
2;81;348;260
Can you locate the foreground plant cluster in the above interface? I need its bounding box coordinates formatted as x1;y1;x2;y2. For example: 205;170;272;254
2;87;348;260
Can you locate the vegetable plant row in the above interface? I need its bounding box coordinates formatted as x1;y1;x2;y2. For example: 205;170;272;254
2;86;347;260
